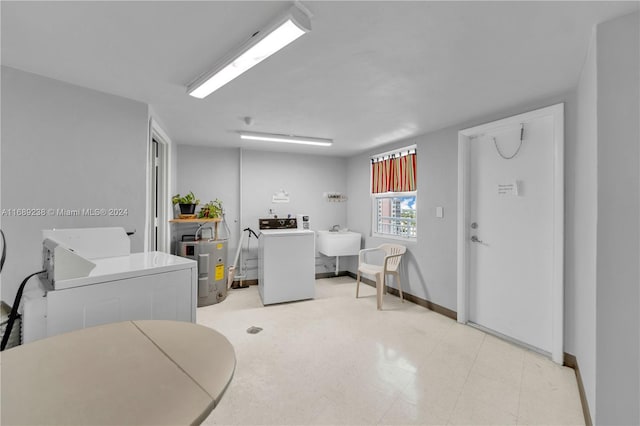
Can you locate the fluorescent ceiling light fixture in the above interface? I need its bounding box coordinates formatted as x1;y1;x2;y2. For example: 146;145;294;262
239;131;333;147
187;5;311;99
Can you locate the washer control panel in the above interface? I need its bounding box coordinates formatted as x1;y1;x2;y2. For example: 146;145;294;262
258;218;298;230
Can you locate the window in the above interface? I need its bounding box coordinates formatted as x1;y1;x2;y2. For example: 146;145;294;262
374;194;417;238
371;146;417;240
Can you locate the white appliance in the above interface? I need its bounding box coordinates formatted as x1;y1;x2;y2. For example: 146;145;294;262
22;227;197;343
178;239;228;306
296;214;310;230
258;226;315;305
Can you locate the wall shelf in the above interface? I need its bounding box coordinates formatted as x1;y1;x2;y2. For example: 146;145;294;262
169;218;222;241
169;218;222;223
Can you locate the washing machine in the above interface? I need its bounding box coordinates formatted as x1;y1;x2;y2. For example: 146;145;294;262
257;218;315;305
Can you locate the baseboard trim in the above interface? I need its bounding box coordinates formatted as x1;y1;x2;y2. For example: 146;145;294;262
563;353;592;426
344;272;457;321
316;271;351;279
232;272;351;288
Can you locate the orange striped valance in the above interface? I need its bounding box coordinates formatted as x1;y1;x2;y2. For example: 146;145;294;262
371;150;417;193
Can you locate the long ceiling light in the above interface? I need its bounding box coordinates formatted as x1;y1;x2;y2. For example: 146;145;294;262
187;5;311;99
239;131;333;147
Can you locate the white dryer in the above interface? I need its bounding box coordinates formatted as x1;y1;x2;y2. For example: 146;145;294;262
22;228;197;343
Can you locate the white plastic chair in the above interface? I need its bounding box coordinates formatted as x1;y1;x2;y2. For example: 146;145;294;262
356;244;407;310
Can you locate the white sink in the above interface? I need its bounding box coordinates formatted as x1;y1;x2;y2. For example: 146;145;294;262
316;230;362;256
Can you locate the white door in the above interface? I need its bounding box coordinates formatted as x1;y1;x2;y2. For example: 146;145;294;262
463;105;563;356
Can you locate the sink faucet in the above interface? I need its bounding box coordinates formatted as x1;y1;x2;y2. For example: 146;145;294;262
331;224;340;232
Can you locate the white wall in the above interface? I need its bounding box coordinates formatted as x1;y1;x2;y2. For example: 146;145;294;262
176;146;348;278
175;146;240;252
240;150;348;235
346;130;458;309
571;27;598;418
346;94;575;316
1;67;149;302
594;12;639;425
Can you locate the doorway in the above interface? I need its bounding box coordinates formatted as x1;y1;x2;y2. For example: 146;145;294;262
457;103;564;363
147;119;171;253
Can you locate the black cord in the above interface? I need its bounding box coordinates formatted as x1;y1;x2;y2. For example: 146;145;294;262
493;123;525;160
1;270;46;351
0;229;6;273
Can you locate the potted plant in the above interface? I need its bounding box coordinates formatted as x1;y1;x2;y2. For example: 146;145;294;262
198;199;223;219
172;191;200;217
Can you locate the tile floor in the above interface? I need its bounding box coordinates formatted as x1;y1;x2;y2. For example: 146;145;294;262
198;277;584;425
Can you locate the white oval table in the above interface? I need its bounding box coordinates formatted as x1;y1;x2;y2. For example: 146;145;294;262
1;320;236;425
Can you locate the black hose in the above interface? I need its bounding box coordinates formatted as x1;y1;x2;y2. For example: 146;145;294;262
1;270;46;351
244;227;259;239
0;229;6;273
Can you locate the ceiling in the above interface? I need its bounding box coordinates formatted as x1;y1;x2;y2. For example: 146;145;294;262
2;1;637;156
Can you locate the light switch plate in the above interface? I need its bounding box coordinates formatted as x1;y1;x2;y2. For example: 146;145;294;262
436;206;444;218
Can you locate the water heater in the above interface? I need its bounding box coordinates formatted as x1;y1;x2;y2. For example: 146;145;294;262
178;240;228;306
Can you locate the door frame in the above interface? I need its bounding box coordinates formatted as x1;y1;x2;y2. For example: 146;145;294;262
456;103;564;364
146;118;172;253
